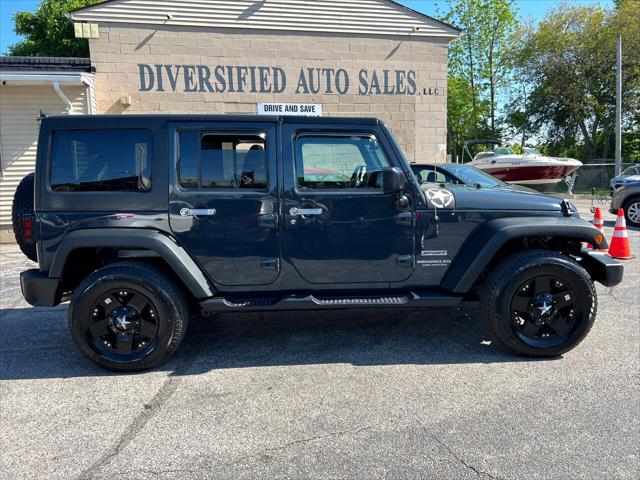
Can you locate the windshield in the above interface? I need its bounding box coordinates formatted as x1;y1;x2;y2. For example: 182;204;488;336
621;165;639;176
523;147;541;155
494;147;516;155
442;164;507;188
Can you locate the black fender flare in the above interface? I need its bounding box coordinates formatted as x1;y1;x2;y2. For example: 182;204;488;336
441;216;607;293
49;229;215;299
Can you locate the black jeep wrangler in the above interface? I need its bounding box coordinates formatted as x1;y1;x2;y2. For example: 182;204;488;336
15;115;623;371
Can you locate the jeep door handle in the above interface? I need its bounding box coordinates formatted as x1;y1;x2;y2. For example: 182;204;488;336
289;207;323;217
180;208;216;217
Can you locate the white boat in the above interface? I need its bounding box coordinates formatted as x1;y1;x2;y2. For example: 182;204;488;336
467;146;583;191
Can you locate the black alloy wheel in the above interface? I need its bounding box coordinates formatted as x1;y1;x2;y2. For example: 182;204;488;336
509;275;579;349
69;262;188;372
481;250;596;357
87;288;160;362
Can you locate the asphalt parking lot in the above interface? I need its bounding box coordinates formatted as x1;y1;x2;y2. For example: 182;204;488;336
1;199;638;480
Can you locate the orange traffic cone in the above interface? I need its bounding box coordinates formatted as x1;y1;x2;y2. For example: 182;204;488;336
587;208;606;251
608;209;634;260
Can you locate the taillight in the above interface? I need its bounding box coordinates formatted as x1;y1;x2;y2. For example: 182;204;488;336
23;218;32;241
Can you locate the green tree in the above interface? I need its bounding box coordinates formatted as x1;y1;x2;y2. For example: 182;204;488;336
440;0;484;140
8;0;100;57
510;0;640;162
439;0;517;146
477;0;518;138
447;76;491;161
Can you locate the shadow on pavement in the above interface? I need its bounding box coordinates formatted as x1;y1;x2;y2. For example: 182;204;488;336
0;305;555;381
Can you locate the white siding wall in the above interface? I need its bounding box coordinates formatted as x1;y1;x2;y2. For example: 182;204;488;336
0;84;88;228
71;0;458;37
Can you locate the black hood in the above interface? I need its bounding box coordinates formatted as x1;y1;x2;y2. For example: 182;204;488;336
446;185;565;212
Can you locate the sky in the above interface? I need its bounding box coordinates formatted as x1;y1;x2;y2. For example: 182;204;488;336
0;0;615;55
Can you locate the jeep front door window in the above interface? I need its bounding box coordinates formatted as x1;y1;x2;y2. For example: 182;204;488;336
295;135;391;190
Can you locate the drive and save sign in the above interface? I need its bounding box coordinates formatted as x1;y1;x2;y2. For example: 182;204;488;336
257;103;322;116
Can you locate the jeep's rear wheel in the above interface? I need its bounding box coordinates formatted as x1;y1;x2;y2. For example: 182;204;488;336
480;250;596;357
69;262;189;372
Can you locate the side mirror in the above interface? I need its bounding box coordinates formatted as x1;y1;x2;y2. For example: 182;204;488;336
381;167;407;195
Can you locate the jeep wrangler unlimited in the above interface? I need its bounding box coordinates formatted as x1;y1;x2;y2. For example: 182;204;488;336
16;115;623;371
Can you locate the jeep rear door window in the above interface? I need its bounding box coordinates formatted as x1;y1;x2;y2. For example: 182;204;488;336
178;132;266;190
295;135;391;189
50;130;152;192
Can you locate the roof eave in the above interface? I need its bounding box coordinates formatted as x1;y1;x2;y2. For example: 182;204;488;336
68;0;462;39
0;71;93;85
384;0;461;36
67;17;460;40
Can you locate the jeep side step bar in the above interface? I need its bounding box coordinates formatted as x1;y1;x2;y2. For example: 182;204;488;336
199;290;462;314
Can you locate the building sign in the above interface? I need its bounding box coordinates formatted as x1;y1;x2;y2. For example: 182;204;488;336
258;103;322;116
137;64;431;96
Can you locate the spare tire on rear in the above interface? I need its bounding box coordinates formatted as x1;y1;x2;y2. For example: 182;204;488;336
12;172;37;262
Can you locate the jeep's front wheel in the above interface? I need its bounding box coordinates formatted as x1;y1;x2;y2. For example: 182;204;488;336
480;250;597;357
69;262;189;372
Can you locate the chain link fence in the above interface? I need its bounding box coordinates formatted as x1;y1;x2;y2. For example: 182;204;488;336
551;162;637;196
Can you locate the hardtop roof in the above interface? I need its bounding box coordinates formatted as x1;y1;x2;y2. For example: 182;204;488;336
43;114;382;125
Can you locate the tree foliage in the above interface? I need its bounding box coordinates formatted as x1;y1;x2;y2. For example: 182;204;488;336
511;0;640;162
8;0;100;57
440;0;518;146
441;0;639;163
447;76;492;161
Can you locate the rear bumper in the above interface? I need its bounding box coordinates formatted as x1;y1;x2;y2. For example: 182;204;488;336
580;251;624;287
20;269;60;307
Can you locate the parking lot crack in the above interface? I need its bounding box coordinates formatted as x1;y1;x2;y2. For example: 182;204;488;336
75;374;182;480
421;427;503;480
174;423;383;475
265;423;381;455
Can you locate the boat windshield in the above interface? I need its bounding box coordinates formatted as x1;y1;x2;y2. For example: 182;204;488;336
494;147;516;155
443;164;507;188
474;151;495;161
523;147;542;155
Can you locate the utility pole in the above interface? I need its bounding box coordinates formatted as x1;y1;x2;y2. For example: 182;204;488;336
615;34;622;176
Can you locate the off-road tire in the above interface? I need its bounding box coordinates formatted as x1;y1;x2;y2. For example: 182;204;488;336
480;250;597;357
11;172;37;262
622;196;640;227
69;261;189;372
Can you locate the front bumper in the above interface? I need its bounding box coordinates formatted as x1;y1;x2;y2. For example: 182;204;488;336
579;250;624;287
610;198;621;214
20;269;61;307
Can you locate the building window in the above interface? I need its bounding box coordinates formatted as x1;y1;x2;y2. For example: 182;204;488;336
178;131;267;190
50;129;152;192
295;135;391;189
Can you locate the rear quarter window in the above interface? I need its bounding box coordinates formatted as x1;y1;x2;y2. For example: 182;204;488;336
50;129;152;192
